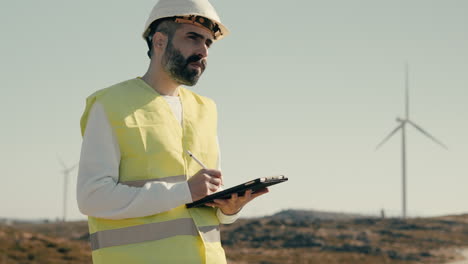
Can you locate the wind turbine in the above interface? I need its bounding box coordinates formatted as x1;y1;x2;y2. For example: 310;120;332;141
375;64;447;219
58;156;78;222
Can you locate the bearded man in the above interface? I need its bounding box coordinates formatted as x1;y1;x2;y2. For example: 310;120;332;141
77;0;267;263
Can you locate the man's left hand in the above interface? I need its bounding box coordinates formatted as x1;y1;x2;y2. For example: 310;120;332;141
204;188;269;215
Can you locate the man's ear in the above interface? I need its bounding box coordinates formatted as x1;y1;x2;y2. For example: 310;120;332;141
152;32;168;52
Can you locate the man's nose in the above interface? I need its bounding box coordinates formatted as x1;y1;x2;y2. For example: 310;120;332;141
196;44;209;58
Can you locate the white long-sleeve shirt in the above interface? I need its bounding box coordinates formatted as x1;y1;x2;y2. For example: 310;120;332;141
77;95;238;224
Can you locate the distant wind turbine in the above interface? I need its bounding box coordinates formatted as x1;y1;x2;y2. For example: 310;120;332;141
58;156;77;222
375;64;447;219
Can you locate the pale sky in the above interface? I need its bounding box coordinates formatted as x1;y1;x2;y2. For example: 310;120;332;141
1;0;467;220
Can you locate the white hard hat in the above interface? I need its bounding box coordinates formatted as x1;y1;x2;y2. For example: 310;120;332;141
143;0;230;41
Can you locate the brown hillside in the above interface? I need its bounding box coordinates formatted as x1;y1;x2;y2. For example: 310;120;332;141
0;223;91;264
222;212;468;264
1;211;468;264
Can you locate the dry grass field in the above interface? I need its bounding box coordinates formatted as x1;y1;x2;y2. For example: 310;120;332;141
1;210;468;264
222;211;468;264
0;221;90;264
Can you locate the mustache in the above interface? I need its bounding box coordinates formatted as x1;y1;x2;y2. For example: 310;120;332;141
186;55;207;69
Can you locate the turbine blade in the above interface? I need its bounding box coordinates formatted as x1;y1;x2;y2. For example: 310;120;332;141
407;120;448;150
375;124;403;151
57;155;67;169
405;63;410;119
65;163;78;174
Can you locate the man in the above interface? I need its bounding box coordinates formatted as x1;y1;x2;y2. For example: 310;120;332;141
77;0;268;263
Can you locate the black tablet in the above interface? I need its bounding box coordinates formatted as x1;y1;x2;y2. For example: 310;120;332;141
186;175;288;208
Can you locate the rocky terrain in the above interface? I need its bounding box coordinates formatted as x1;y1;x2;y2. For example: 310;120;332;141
222;210;468;264
1;210;468;264
0;221;90;264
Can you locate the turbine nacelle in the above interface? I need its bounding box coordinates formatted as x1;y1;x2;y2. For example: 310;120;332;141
396;117;406;123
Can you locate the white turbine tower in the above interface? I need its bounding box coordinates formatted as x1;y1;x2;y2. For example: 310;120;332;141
375;64;447;219
58;156;77;222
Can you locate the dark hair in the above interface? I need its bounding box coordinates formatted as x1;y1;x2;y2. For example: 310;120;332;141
145;19;181;58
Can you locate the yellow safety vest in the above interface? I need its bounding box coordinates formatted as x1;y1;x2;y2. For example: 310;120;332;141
80;78;226;264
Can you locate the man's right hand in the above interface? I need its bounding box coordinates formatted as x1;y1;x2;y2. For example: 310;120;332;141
187;169;223;202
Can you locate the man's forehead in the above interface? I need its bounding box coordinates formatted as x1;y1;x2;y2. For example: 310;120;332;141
177;24;215;41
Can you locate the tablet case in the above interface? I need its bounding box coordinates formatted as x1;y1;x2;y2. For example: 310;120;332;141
186;175;288;208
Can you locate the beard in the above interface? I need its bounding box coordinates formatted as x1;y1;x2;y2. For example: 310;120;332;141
161;41;207;86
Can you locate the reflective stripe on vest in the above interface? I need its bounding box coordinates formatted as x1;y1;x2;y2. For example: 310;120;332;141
90;218;220;250
121;175;186;187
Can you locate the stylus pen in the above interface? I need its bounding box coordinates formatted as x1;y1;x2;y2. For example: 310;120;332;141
186;150;223;186
186;150;207;169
